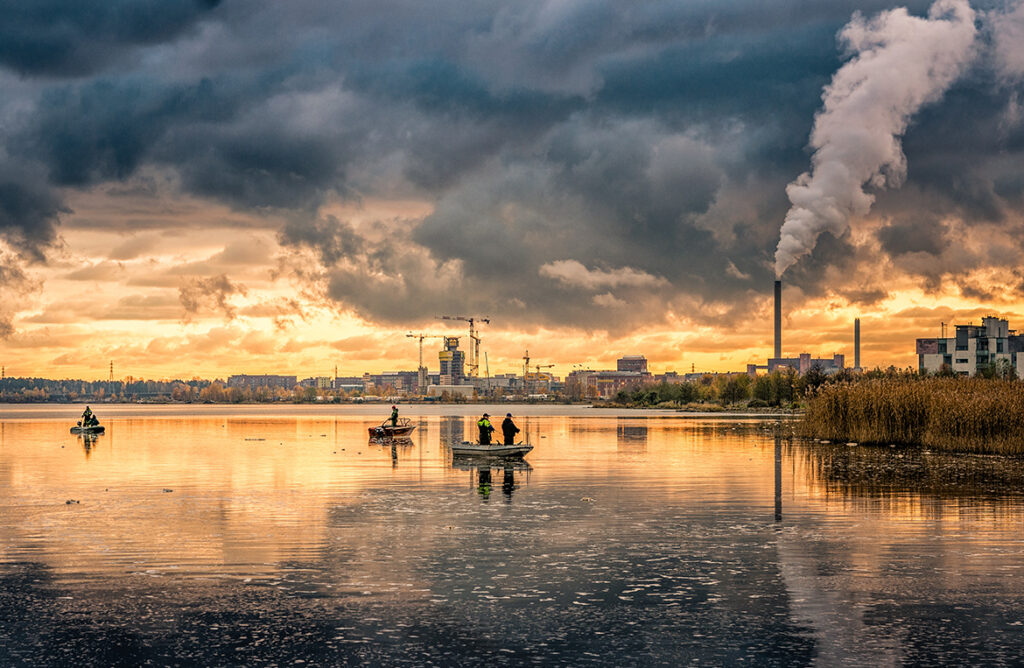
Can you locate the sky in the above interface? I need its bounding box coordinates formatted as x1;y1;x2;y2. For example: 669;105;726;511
2;0;1024;381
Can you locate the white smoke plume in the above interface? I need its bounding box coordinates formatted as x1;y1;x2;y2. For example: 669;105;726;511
774;0;977;277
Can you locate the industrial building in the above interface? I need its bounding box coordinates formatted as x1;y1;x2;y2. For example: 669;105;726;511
748;280;856;376
916;316;1024;377
567;368;652;399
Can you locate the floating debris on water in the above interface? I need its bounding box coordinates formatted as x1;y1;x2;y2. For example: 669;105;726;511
65;499;79;504
162;488;174;493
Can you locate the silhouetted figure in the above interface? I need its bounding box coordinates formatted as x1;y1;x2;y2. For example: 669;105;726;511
501;413;520;445
502;466;516;499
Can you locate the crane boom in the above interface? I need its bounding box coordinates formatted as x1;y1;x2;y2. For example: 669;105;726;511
436;315;490;378
406;332;447;393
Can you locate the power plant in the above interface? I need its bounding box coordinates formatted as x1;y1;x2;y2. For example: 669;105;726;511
854;318;861;371
748;279;858;376
774;279;782;360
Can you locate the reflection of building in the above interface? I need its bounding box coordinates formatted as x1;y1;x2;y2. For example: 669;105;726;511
616;419;648;450
227;374;296;390
439;337;465;385
917;316;1024;377
617;355;648;373
439;415;464;446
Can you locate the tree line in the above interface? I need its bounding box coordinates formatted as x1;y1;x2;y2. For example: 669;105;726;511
612;364;1020;409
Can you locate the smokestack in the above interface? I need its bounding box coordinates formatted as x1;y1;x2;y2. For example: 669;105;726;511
854;318;861;370
773;280;782;360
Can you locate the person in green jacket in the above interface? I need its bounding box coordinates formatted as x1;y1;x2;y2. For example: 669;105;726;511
477;413;494;445
390;405;399;427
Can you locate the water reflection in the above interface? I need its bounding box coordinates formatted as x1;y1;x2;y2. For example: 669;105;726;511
439;414;464;447
616;418;647;453
452;458;532;503
4;411;1024;664
775;434;782;522
78;432;100;458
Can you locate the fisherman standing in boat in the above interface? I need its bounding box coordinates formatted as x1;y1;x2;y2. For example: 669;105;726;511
477;413;495;445
82;406;95;426
390;405;399;427
501;413;520;445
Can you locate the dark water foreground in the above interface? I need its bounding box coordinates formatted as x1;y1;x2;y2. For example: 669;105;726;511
2;407;1024;666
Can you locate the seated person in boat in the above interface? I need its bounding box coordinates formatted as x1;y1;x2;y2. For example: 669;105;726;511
477;413;495;444
501;413;520;445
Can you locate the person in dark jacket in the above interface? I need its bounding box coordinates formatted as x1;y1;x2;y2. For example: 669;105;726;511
390;405;399;427
501;413;520;445
477;413;494;445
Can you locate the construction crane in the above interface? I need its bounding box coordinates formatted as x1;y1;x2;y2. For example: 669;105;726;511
437;315;490;378
531;363;555;394
406;332;447;393
522;349;531;396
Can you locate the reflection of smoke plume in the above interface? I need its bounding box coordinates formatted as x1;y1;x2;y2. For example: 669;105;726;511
179;274;247;321
774;0;976;277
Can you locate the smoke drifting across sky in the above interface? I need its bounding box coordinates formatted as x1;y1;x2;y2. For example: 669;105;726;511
775;0;977;277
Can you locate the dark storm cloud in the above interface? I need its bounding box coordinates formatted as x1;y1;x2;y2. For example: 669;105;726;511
0;0;222;77
877;215;950;257
279;215;364;266
0;166;67;261
4;0;1024;330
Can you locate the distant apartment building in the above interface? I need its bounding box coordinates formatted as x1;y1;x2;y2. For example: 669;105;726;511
438;337;466;385
916;316;1024;377
299;376;333;389
333;376;364;392
227;374;296;390
617;355;648;373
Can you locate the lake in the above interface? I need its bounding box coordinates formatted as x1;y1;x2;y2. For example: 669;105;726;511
3;404;1024;666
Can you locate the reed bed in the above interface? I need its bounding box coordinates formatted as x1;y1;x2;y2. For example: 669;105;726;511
801;378;1024;454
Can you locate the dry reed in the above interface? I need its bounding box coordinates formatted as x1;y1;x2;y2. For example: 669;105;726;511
801;378;1024;454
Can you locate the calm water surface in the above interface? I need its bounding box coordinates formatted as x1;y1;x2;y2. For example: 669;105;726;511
3;404;1024;666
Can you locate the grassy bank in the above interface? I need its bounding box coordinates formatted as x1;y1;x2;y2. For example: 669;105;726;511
802;378;1024;454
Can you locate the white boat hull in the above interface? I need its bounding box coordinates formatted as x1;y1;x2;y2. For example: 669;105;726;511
451;442;533;457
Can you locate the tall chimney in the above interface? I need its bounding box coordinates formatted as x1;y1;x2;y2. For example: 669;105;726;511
854;318;861;370
773;280;782;360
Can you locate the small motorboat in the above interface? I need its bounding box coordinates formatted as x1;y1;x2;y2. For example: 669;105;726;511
451;442;533;457
368;417;416;439
71;424;105;435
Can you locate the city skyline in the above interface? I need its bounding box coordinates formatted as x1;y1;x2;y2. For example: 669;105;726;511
2;1;1024;380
